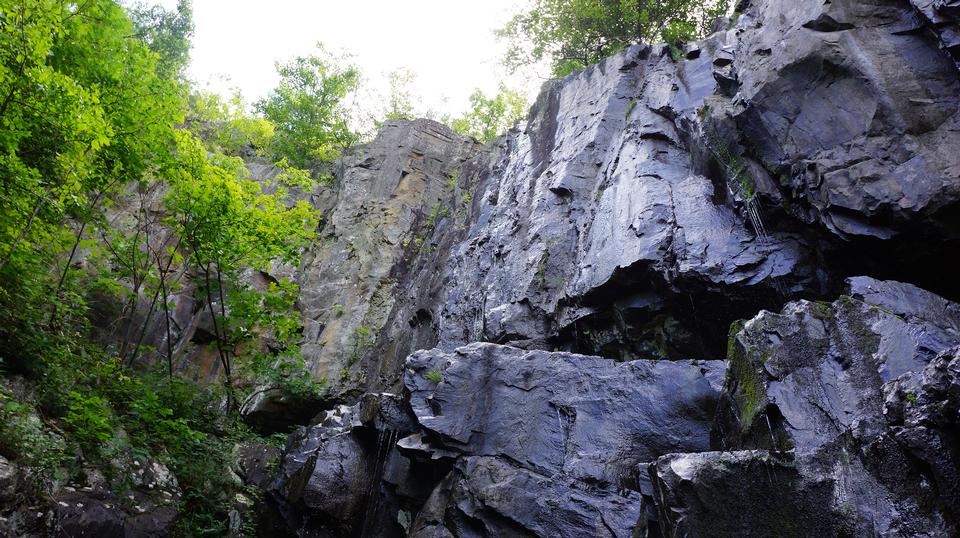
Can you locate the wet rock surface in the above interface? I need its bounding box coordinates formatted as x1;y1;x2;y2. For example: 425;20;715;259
409;456;640;538
399;344;724;538
882;346;960;531
715;276;960;453
707;277;960;537
266;394;433;537
404;344;725;485
282;0;959;384
645;450;844;538
196;0;960;535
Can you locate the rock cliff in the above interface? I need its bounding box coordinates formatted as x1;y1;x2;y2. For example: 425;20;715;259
255;0;960;535
65;0;958;534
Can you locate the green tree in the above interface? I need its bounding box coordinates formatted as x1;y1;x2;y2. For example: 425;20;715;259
498;0;731;76
0;1;321;531
128;0;194;79
383;67;417;120
0;0;186;366
163;130;319;408
450;84;528;143
256;44;360;167
188;89;275;156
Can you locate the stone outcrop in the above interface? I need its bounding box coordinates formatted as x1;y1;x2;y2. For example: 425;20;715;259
266;393;430;537
260;0;960;535
883;346;960;531
404;344;725;486
284;0;959;389
295;120;487;397
401;344;725;537
699;277;960;536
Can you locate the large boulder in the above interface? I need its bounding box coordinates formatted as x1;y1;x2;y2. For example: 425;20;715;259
405;343;726;486
645;451;846;538
715;276;960;453
267;394;428;537
402;343;726;537
48;457;181;538
705;277;960;536
410;456;640;538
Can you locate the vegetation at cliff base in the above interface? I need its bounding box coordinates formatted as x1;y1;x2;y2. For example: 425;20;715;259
0;0;324;534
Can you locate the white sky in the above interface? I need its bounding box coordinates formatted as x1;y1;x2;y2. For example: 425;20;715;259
152;0;548;118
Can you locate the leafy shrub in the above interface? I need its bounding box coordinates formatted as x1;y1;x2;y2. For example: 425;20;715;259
450;84;527;143
188;90;275;156
63;391;116;451
0;388;68;482
661;19;698;60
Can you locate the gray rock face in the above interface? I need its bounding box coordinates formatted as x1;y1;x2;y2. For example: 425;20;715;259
139;0;956;402
435;41;824;361
231;441;281;490
705;277;960;536
400;343;725;537
267;394;428;537
413;0;958;365
883;346;960;530
730;0;960;239
268;406;377;536
405;343;726;486
294;119;485;396
72;0;957;533
910;0;960;65
646;451;846;538
259;0;959;533
410;456;640;538
716;276;960;453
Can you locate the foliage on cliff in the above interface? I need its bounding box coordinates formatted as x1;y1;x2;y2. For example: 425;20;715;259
450;84;528;143
0;0;321;533
256;45;361;167
499;0;731;75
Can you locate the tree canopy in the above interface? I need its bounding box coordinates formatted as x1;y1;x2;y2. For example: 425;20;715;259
450;84;528;143
256;45;361;167
499;0;732;76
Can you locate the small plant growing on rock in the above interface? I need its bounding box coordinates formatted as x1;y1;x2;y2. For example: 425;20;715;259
536;250;550;288
446;169;460;189
349;326;374;366
425;370;443;383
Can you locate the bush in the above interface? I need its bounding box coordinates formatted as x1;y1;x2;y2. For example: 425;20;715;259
63;391;116;451
0;388;68;482
188;90;275;156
